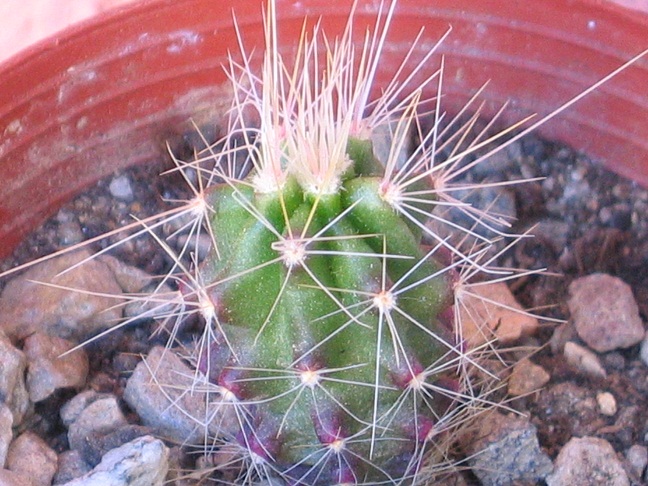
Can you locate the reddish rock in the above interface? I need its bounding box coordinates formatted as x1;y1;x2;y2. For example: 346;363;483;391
568;273;645;353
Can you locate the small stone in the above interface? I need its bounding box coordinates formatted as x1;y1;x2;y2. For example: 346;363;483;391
564;341;607;378
67;395;129;460
0;250;123;342
549;321;578;355
60;436;168;486
0;332;30;426
23;333;89;402
602;352;627;371
508;358;551;396
108;175;134;201
81;425;152;467
98;254;155;294
625;445;648;480
568;273;645;352
613;406;641;449
547;437;629;486
6;431;58;486
123;282;177;322
57;220;84;246
124;346;226;445
96;256;173;326
60;390;102;427
458;281;539;346
0;403;13;468
53;450;92;484
460;411;553;485
597;392;618;416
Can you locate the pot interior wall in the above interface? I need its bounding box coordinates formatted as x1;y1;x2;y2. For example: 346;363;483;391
0;0;646;258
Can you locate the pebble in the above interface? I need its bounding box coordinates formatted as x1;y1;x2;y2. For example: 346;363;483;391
122;282;177;322
60;390;103;427
460;411;553;485
57;221;85;246
0;250;124;343
60;436;168;486
549;321;578;355
90;255;172;324
108;175;134;201
0;333;30;426
529;218;570;254
625;445;648;480
23;333;89;402
55;210;85;246
53;450;92;484
568;273;645;353
98;254;155;294
66;395;129;461
0;404;12;468
564;341;607;379
547;436;629;486
613;406;641;449
124;346;225;445
458;281;539;346
596;391;618;416
5;431;58;486
601;351;627;371
80;425;153;468
508;358;551;396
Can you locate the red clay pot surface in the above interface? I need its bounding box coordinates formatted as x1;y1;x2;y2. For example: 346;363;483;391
0;0;646;257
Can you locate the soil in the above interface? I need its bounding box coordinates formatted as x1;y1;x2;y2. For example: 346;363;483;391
1;128;647;485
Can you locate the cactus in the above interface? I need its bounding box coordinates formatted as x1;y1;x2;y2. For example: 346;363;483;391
196;137;459;485
170;2;505;484
2;1;643;485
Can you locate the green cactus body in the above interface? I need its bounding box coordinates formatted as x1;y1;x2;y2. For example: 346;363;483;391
197;135;458;484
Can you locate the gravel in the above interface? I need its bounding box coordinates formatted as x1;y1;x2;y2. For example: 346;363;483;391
0;130;647;483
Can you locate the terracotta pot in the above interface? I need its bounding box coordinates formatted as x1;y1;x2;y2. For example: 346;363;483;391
0;0;646;258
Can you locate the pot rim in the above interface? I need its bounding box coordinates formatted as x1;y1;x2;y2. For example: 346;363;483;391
0;0;646;258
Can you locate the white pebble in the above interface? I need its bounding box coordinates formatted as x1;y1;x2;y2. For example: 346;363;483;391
564;341;607;378
61;436;168;486
596;392;617;416
109;175;134;201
